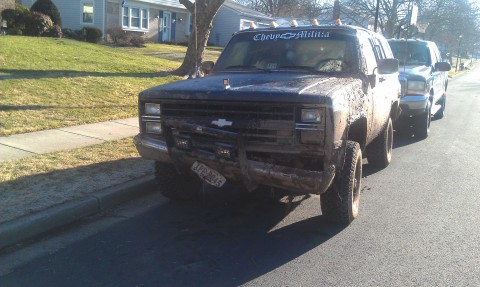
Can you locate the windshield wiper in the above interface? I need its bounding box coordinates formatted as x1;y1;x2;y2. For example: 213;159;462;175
224;65;270;72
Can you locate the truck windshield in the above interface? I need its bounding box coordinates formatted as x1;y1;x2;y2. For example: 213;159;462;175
214;30;358;74
389;42;431;66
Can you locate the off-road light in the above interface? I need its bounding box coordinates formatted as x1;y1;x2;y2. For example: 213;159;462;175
301;130;324;144
145;103;161;116
301;109;324;123
174;136;192;150
407;80;427;94
146;122;162;134
215;143;235;160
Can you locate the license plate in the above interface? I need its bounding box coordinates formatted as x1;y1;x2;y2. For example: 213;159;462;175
191;162;226;188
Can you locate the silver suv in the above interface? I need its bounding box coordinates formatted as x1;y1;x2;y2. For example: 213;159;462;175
388;39;451;139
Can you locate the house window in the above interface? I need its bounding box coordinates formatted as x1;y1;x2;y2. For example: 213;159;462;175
131;8;140;28
122;6;149;30
122;7;129;27
185;14;192;35
82;2;94;24
142;9;148;29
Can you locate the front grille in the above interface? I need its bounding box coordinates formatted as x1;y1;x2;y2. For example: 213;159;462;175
162;102;295;145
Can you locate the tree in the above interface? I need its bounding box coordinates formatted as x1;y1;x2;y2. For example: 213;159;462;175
175;0;225;76
30;0;61;26
236;0;330;18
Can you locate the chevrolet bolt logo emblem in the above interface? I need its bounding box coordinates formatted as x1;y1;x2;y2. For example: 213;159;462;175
211;119;233;127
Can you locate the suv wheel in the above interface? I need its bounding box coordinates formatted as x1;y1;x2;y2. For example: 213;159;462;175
320;141;362;224
414;102;431;139
154;161;202;200
366;117;393;168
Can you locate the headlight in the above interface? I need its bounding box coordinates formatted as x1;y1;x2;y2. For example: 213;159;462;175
145;103;161;116
146;122;162;134
407;81;426;94
301;108;324;123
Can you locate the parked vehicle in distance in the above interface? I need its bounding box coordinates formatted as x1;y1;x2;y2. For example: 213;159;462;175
388;39;451;139
134;22;401;224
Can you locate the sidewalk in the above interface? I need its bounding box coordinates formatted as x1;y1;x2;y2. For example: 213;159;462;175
0;118;156;250
0;118;139;162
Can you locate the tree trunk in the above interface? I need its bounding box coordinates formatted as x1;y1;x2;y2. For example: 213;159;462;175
174;0;225;77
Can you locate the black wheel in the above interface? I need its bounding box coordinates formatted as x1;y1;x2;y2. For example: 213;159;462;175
320;141;362;224
366;117;393;168
154;161;202;200
413;102;431;139
434;94;446;119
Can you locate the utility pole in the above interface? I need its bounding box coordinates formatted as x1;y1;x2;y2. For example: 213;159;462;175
374;0;380;32
455;35;463;72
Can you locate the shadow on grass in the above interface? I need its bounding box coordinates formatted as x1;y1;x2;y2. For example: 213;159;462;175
0;104;135;112
0;69;173;80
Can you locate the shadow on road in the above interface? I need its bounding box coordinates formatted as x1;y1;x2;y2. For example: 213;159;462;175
1;185;346;286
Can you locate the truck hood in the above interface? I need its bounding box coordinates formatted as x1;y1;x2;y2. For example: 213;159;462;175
140;72;363;103
398;65;432;79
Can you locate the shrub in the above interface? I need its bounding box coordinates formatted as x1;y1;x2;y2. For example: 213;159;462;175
83;27;102;43
1;5;29;30
44;24;62;38
129;34;145;47
5;28;23;35
61;28;84;40
23;12;53;36
106;27;130;45
30;0;62;26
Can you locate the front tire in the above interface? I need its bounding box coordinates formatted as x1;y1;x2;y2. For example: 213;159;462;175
366;117;393;168
321;141;362;224
414;102;431;139
154;161;203;200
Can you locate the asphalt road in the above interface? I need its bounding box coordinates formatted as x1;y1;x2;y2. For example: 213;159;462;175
2;64;480;286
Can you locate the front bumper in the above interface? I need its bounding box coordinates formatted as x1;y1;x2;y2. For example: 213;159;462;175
399;94;429;117
134;134;335;195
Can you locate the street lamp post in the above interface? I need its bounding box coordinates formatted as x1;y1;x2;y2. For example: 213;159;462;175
455;35;463;72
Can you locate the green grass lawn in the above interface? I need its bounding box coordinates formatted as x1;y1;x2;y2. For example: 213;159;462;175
0;36;221;136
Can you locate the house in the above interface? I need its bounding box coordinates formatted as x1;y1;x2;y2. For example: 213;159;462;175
19;0;191;43
208;0;273;47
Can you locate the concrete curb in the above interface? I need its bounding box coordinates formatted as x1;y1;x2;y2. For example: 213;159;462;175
0;175;156;251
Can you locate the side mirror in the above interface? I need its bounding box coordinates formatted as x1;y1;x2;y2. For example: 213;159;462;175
201;61;215;75
435;62;451;72
377;58;399;74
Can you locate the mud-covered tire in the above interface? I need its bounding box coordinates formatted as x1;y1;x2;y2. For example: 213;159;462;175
320;141;362;225
154;161;202;200
366;117;393;169
434;94;446;119
413;102;431;139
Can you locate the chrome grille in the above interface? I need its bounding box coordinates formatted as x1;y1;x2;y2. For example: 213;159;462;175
162;102;295;145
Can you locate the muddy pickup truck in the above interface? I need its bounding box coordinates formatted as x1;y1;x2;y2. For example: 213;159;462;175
134;23;401;224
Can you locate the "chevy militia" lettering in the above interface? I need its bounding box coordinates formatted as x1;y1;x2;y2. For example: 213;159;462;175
253;30;330;41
